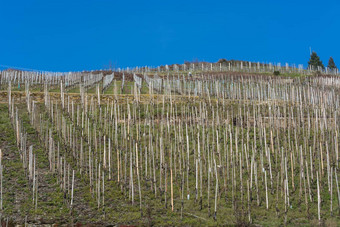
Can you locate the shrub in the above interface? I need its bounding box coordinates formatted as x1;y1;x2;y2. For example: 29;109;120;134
273;71;280;76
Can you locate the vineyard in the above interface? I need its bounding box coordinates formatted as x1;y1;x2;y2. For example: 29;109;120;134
0;69;339;226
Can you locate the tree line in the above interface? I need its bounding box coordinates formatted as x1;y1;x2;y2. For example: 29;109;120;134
308;51;337;71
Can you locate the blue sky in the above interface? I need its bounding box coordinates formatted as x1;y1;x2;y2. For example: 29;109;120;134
0;0;339;71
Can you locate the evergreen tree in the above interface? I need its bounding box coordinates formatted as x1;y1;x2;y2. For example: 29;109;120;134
308;51;324;70
327;57;337;70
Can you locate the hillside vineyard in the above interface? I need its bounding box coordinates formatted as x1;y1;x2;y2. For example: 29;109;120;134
0;69;339;226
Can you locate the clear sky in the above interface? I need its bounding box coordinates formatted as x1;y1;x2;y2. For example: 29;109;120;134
0;0;339;71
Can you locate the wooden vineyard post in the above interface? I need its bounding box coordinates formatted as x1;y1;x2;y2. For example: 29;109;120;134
265;170;268;210
117;148;120;183
208;149;211;217
317;172;321;223
108;138;111;180
186;129;190;200
71;169;75;209
35;172;38;212
135;143;142;216
330;167;333;216
130;150;134;205
33;155;36;205
214;156;218;221
247;179;251;223
103;171;105;212
165;163;167;208
171;168;174;212
103;136;106;169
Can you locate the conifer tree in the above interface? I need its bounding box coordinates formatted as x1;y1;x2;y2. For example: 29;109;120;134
327;57;337;70
308;51;324;70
